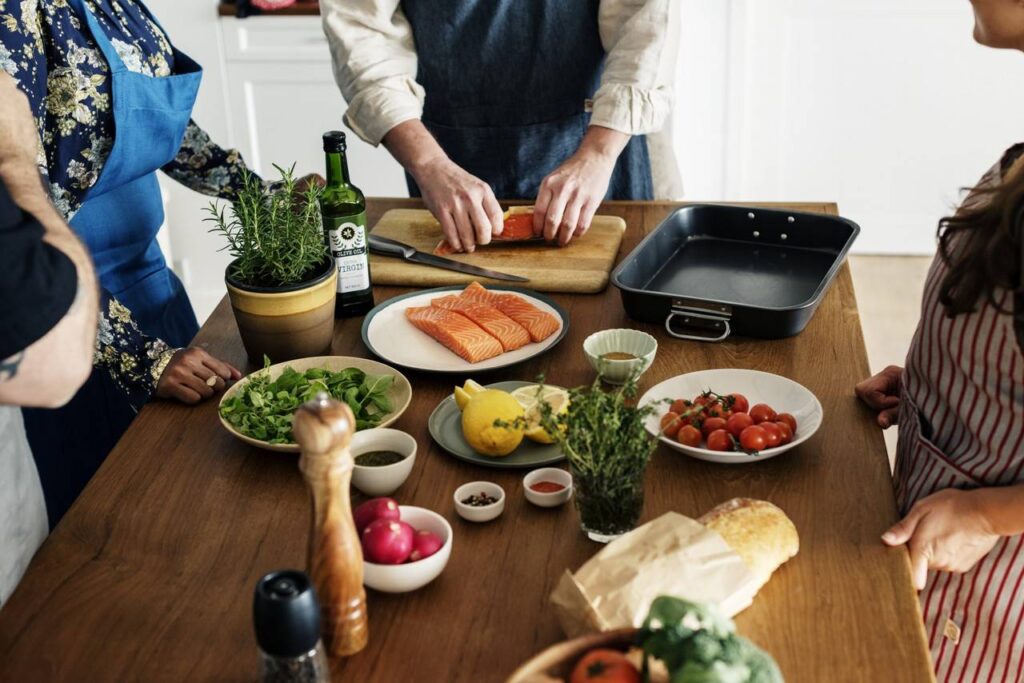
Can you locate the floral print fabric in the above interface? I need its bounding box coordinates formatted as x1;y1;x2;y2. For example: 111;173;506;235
1;0;254;407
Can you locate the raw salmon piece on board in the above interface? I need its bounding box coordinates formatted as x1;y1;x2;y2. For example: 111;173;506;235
431;295;531;351
434;206;539;255
405;306;504;363
460;281;560;343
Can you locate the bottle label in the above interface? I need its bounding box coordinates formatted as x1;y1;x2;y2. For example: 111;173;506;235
326;212;370;294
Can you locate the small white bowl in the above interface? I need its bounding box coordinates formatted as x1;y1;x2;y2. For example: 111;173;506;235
453;481;505;523
583;329;658;385
362;506;452;593
350;429;417;496
523;468;573;508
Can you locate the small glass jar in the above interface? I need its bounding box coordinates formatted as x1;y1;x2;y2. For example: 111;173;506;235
572;466;646;543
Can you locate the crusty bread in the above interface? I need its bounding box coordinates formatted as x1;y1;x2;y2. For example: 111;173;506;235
699;498;799;588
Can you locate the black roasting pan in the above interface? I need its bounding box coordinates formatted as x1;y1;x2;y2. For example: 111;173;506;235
611;204;860;340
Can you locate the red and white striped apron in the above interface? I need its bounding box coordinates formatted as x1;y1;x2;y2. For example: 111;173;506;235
895;222;1024;681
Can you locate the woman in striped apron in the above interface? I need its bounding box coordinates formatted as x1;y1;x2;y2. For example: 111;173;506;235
857;6;1024;677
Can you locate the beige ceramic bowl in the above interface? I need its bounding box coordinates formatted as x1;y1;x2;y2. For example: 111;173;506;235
583;329;658;385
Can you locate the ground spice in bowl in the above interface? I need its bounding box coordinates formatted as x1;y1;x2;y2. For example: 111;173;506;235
529;481;566;494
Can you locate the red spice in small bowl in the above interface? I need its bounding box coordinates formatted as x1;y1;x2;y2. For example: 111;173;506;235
529;481;566;494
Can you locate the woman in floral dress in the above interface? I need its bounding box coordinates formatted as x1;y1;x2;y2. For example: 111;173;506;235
0;0;292;523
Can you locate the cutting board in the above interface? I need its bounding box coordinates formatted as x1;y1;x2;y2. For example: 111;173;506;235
368;209;626;294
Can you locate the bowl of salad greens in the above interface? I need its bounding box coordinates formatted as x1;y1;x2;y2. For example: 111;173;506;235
218;356;412;453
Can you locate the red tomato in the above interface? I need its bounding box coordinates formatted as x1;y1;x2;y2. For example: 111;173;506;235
706;401;729;419
760;422;783;448
570;649;640;683
774;421;794;444
706;429;733;452
701;417;727;438
749;403;777;424
670;399;691;415
777;412;797;433
726;412;753;438
677;425;702;447
728;393;749;414
739;425;768;452
660;412;682;438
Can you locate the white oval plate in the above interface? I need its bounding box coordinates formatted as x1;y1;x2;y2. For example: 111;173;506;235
361;286;568;374
638;368;823;464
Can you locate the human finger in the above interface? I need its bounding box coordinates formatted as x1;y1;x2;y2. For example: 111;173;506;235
882;508;922;546
575;198;598;237
181;371;215;400
168;382;203;405
452;205;477;253
533;184;554;236
558;193;582;246
469;199;494;246
908;537;931;590
878;407;899;429
483;192;504;237
199;352;235;381
542;186;570;242
438;210;462;253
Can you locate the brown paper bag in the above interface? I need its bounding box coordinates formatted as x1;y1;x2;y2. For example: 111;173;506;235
550;512;761;637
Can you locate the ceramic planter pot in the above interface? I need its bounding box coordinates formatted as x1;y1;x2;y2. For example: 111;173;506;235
225;258;337;363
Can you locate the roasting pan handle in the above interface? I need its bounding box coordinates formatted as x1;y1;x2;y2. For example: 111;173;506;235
665;308;731;342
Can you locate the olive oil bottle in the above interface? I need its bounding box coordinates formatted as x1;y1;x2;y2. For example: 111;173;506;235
321;131;374;318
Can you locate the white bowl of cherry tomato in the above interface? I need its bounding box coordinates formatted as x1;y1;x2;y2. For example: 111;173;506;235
638;369;823;464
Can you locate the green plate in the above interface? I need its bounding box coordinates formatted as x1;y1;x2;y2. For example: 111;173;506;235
427;381;566;469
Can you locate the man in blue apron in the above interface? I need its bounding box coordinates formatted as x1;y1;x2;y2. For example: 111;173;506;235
321;0;676;252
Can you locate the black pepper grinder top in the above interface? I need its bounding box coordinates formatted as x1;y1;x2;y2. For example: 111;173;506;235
254;570;321;657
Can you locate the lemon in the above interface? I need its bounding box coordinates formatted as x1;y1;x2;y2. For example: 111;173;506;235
461;389;525;457
510;384;570;444
454;379;487;411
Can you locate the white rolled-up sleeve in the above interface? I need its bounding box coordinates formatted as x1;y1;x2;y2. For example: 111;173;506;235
592;0;677;135
320;0;424;146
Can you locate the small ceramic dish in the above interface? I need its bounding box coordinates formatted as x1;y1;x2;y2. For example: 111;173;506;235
350;428;417;496
583;329;658;385
453;481;506;523
523;468;573;508
362;506;452;593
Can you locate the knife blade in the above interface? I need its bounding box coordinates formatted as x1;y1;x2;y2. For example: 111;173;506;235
368;235;529;283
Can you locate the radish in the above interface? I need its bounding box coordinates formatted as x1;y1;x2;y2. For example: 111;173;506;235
408;529;444;562
353;497;400;534
361;519;414;564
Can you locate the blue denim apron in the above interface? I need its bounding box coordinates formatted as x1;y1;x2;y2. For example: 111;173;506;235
23;0;202;526
400;0;654;200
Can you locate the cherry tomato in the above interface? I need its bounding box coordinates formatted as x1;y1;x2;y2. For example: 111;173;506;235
728;393;749;414
706;401;730;419
777;412;797;433
701;416;727;438
659;412;682;438
749;403;777;424
570;649;641;683
706;429;733;452
669;399;689;415
760;422;783;448
739;425;768;452
677;425;702;447
726;412;753;438
774;421;794;444
692;395;711;409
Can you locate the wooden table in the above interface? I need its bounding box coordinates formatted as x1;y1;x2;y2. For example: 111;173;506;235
0;199;934;682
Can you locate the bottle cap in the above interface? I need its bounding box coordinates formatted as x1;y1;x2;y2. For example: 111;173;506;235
323;131;347;153
253;570;322;658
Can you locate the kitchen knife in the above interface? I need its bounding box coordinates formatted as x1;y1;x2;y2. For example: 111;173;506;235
368;235;530;283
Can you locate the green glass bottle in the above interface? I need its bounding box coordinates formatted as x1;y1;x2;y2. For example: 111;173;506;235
320;131;374;318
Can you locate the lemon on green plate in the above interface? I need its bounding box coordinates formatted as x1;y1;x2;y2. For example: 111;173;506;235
509;384;570;444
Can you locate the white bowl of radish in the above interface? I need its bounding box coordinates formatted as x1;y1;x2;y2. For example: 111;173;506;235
357;501;453;594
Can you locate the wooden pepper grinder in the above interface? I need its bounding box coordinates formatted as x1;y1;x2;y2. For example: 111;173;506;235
293;393;369;657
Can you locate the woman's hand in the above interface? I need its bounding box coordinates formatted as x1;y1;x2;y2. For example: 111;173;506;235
155;347;241;405
883;488;1000;590
855;364;903;428
414;155;503;253
533;126;630;246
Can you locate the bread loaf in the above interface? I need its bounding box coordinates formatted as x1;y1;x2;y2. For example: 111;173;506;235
699;498;799;589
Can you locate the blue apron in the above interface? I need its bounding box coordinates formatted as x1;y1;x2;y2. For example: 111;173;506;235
23;0;202;526
401;0;654;200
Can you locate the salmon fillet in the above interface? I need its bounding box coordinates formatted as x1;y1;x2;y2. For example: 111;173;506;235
405;306;504;363
460;282;561;343
434;206;540;255
431;295;531;351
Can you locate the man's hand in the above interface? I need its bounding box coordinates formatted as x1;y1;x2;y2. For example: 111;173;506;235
855;365;903;428
533;126;629;246
155;347;241;405
883;488;1001;590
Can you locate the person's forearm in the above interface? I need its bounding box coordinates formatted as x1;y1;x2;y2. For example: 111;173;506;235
973;484;1024;537
577;125;631;163
382;120;448;180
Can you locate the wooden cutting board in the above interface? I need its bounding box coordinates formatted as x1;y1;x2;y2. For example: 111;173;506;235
368;209;627;294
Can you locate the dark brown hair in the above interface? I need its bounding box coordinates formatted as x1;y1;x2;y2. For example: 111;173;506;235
937;153;1024;336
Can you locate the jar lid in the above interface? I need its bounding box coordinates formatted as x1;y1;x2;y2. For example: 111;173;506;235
253;570;321;657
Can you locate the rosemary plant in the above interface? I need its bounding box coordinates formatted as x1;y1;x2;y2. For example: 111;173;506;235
206;164;328;289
